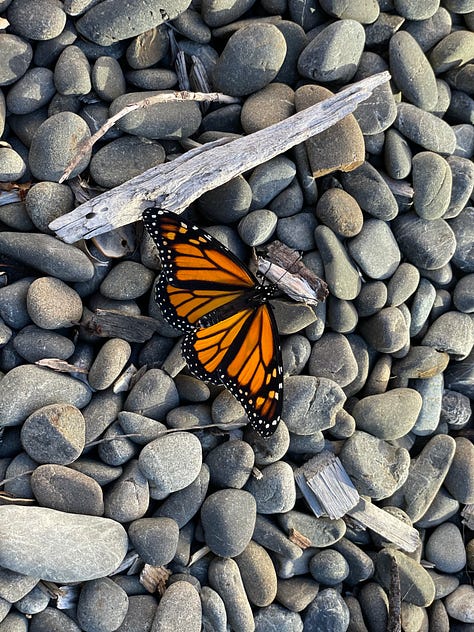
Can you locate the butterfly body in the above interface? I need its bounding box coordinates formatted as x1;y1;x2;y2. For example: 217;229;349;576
143;208;283;437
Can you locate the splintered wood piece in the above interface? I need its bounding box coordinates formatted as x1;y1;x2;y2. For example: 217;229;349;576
82;309;160;342
288;528;312;549
461;504;474;529
387;555;402;632
140;564;172;595
49;72;391;243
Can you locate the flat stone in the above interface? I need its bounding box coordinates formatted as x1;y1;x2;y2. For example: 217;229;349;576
376;548;435;607
235;540;278;607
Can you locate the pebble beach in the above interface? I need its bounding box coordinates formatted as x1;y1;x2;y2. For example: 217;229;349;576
0;0;473;631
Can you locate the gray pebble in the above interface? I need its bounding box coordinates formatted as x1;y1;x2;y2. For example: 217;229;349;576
109;91;201;139
252;514;304;560
394;103;456;154
353;388;422;440
0;506;127;582
278;510;346;548
138;432;202;495
91;55;126;102
415;487;459;530
238;209;277;246
29;111;91;181
451;206;474;272
310;549;349;586
104;460;149;523
359;307;409;353
249;156;296;210
124;368;179;420
276;212;317;251
276;576;319;612
440;389;472;429
68;458;122;487
389;31;438;110
376;547;435;606
298;19;365;83
315;188;363;238
0;365;91;427
6;67;55;115
0;200;34;231
31;464;104;515
77;577;128;632
26;277;82;330
391;346;449;380
422;310;473;360
155;464;209;528
88;338;131;390
200;586;227;632
208;557;254;632
8;0;66;40
281;333;311;377
326;296;358;334
410;277;436;337
353;52;397;135
384;128;412;180
308;332;358;388
128;517;178;566
453;274;474;314
340;161;398;221
54;45;91;95
97;420;138;467
4;452;36;499
90;136;165;188
13;324;75;362
354;281;387;317
205;440;254;489
387;263;420;307
254;603;303;632
445;584;474;623
304;588;350;631
235;540;278;607
245;461;296;514
197;176;252;223
404;7;452;52
282;375;346;433
445;155;474;219
108;595;157;632
240;82;295;134
25;181;74;234
392;212;456;270
357;582;388;632
15;585;50;615
348;218;400;280
100;261;155;300
411;373;444;435
430;29;474;74
83;390;123;444
444;437;474;504
425;522;466;573
340;430;410;499
172;8;211;43
125;23;169;69
213;24;287;96
201;0;255;26
0;146;26;181
412;152;452;220
117;412;165;446
201;489;256;557
21;402;85;464
151;581;201;631
0;568;38;603
0;34;32;86
314;225;361;300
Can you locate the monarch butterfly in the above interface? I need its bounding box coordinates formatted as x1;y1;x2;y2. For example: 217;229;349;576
143;208;283;437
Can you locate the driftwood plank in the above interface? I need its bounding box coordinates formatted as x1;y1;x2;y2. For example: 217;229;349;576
49;72;391;243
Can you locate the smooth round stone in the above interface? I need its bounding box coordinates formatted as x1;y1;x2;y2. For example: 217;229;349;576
21;403;85;464
109;91;201;139
0;200;34;231
82;390;123;445
0;506;127;582
208;557;254;632
340;162;398;221
404;7;452;52
172;8;211;44
445;155;474;219
384;128;412;180
29;111;91;181
276;577;319;612
295;85;365;177
412;152;452;220
77;577;128;632
304;589;350;631
29;607;82;632
68;459;122;487
155;464;209;528
354;281;387;317
410;278;436;337
124;368;179;420
197;176;252;223
6;67;55;115
347;218;400;280
254;604;303;632
425;522;466;573
441;389;472;429
298;19;365;82
314;225;361;300
281;333;311;377
0;34;33;86
0;232;94;282
399;434;456;522
125;23;169;69
151;581;201;631
389;31;438;110
26;277;82;330
31;464;104;516
0;279;32;329
97;421;139;467
276;212;317;251
100;261;155;301
430;30;474;74
0;146;26;181
245;422;290;467
7;0;66;40
104;460;149;523
444;437;474;504
386;263;420;307
91;56;126;102
254;514;304;560
76;0;189;45
451;207;474;272
282;375;346;434
240;82;295;134
54;45;91;96
308;332;358;388
200;587;227;632
422;311;473;360
319;0;379;22
340;430;410;499
88;338;131;391
201;489;256;558
103;596;156;632
174;374;210;403
394;103;456;154
245;461;296;514
4;452;36;499
392;213;456;270
334;539;375;585
353;52;397;135
454;274;474;314
166;403;212;431
309;549;349;586
25;181;74;234
376;548;435;607
326;296;358;334
411;373;444;436
358;583;389;631
201;0;254;26
90;136;165;188
13;325;75;363
359;307;409;353
445;585;474;623
213;24;287;96
205;440;254;489
128;517;178;566
352;388;422;440
235;540;277;607
278;510;346;548
392;346;449;380
238;209;277;246
415;487;460;530
138;432;202;495
0;365;91;427
249;156;296;210
393;0;440;20
315;189;363;238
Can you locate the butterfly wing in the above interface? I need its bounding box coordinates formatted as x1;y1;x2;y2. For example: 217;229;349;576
143;209;258;332
183;303;283;437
